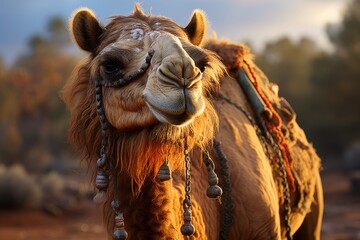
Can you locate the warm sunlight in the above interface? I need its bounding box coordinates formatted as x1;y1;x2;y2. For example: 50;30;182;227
0;1;359;239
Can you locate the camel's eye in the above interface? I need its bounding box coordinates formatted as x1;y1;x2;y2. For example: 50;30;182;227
101;59;122;75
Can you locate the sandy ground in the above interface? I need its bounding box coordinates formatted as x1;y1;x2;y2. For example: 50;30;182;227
321;171;360;240
0;201;105;240
0;171;359;240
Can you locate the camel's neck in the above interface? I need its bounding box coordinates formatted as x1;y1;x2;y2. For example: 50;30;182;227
103;128;211;238
104;130;185;238
108;128;185;192
116;175;183;239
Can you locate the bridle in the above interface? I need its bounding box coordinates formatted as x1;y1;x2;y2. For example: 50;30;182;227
93;49;154;240
92;48;225;239
98;49;154;88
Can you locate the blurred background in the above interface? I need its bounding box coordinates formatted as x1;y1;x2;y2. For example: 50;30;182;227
0;0;359;239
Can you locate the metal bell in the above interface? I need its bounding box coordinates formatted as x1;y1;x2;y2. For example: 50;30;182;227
156;162;171;181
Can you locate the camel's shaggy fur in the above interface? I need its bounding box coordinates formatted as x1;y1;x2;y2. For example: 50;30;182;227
63;5;323;240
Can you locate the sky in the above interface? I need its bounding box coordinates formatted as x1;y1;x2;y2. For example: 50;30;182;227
0;0;349;66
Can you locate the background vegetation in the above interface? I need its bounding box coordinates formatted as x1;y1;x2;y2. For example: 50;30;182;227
256;0;360;159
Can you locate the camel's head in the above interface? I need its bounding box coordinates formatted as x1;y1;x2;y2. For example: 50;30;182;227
63;6;226;186
67;6;223;138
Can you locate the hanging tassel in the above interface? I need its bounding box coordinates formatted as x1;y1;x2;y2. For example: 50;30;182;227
207;171;223;199
156;161;172;181
157;127;172;182
95;170;109;190
180;201;195;236
112;200;128;240
203;151;223;199
93;168;109;204
93;77;110;205
180;137;196;236
111;163;128;240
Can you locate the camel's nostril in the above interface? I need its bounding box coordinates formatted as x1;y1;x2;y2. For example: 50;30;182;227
159;56;183;80
183;59;200;80
157;50;202;85
157;66;203;89
157;68;183;88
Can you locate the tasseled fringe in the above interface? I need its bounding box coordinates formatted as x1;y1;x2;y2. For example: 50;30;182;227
243;60;296;192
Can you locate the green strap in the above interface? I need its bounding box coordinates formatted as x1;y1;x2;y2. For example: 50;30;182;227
236;68;272;121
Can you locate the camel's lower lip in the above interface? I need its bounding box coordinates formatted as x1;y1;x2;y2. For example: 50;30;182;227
145;99;194;126
143;84;205;126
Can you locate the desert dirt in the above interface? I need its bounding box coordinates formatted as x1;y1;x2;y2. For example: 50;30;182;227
0;171;359;240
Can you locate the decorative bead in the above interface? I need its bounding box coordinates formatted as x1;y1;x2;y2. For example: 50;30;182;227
206;185;223;198
95;170;109;190
113;212;127;239
156;162;171;181
204;154;223;199
181;222;195;236
180;208;195;236
113;228;128;240
115;213;125;228
208;169;219;186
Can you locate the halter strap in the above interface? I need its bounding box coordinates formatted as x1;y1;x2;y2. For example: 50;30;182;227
93;49;155;240
100;49;154;88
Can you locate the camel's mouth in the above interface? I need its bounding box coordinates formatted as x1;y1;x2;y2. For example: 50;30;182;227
145;102;194;126
144;86;205;126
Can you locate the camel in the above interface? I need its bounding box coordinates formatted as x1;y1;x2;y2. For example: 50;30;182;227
62;5;323;240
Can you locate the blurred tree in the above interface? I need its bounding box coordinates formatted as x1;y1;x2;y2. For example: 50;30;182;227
255;36;320;128
48;16;71;48
0;16;78;169
327;0;360;62
255;0;360;158
0;55;4;71
308;0;360;156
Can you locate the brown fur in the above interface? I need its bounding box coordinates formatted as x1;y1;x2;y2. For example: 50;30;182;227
63;5;323;240
204;38;322;239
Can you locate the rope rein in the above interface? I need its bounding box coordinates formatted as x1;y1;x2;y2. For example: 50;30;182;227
213;139;234;240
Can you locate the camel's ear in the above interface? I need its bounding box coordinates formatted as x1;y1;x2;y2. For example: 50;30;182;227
70;8;104;52
184;10;207;46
